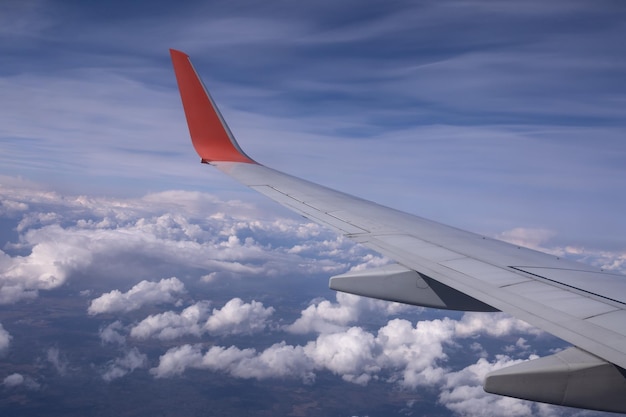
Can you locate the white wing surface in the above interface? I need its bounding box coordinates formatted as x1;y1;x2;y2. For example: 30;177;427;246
170;49;626;413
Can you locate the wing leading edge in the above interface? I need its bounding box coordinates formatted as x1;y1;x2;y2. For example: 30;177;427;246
169;49;626;413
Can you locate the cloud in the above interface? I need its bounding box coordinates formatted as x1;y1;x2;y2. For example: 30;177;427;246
151;343;316;382
204;298;275;335
233;342;316;382
150;317;441;384
2;373;23;387
284;293;363;334
47;347;69;376
3;178;623;321
201;344;286;379
2;373;40;390
503;337;532;356
0;224;94;304
101;347;148;382
151;317;453;387
436;355;569;417
304;326;379;385
1;178;621;417
88;277;186;315
0;323;11;354
129;298;274;341
0;179;622;416
0;199;28;215
99;321;127;345
130;301;211;340
374;318;455;387
285;292;412;334
496;227;626;274
149;304;551;417
0;2;625;416
497;228;557;249
150;344;206;378
455;313;543;338
0;182;369;305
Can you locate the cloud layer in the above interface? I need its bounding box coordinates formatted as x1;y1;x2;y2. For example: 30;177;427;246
148;307;558;416
0;182;369;305
0;179;622;417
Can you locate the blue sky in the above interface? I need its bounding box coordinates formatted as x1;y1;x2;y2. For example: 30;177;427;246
1;1;625;416
2;0;625;248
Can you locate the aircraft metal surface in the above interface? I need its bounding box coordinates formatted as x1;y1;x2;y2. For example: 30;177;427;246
169;49;626;413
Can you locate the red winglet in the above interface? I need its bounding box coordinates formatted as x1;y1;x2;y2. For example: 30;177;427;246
170;49;255;164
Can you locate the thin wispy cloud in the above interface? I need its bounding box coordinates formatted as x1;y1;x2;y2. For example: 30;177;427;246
1;0;624;246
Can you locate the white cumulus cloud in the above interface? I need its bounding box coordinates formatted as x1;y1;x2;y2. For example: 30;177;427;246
151;343;316;382
88;277;185;315
0;225;93;304
304;326;378;385
149;305;553;416
285;294;362;334
436;355;568;417
150;344;206;378
285;292;411;335
130;301;211;340
130;298;274;341
151;317;456;388
204;298;274;336
455;312;542;338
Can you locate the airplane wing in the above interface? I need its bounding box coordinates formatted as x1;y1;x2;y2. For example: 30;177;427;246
169;49;626;413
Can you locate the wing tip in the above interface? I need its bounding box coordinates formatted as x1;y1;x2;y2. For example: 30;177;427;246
170;49;256;164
